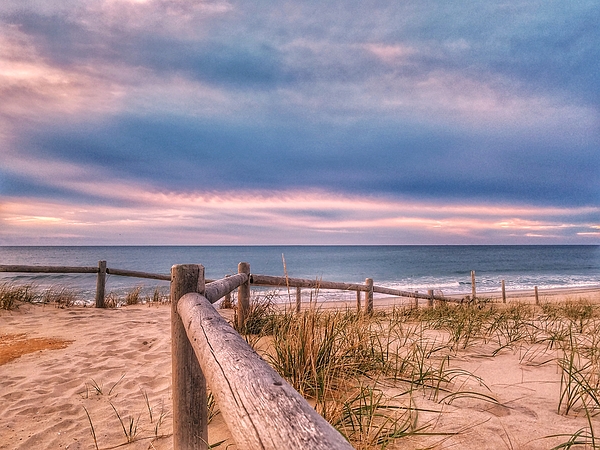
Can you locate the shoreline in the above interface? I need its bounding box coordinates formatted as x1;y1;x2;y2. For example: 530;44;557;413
274;285;600;311
448;284;600;302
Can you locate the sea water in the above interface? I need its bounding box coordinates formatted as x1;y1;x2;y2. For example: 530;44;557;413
1;246;599;303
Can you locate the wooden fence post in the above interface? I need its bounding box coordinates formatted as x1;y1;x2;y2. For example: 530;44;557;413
356;290;361;313
501;280;506;304
171;264;207;450
471;270;476;301
428;289;434;308
535;286;539;305
365;278;373;314
95;260;106;308
296;287;302;313
237;262;250;330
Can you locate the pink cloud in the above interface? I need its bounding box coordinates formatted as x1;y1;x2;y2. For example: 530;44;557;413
2;188;598;245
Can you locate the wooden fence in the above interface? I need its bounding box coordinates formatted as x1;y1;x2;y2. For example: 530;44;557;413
0;261;170;308
0;260;452;313
1;260;558;448
1;261;546;314
171;263;354;449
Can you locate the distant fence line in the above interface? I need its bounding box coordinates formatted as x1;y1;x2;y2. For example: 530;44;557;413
0;261;170;308
1;262;548;311
0;260;458;311
0;263;170;280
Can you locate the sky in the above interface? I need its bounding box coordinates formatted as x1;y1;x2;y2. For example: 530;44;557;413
1;0;599;245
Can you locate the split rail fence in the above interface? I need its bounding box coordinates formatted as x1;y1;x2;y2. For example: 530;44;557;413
0;260;455;311
0;261;170;308
1;261;553;448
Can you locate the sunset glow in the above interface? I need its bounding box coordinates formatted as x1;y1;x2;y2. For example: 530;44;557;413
2;189;598;245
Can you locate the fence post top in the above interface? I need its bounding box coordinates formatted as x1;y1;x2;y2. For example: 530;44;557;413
171;264;206;295
170;264;205;278
171;263;205;271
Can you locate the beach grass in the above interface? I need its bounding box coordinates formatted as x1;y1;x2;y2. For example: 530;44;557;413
80;375;173;449
0;282;37;309
0;282;99;309
231;294;600;449
41;286;78;307
90;286;170;308
0;282;170;309
243;302;496;448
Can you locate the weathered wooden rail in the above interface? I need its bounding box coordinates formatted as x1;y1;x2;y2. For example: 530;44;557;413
0;261;171;308
250;273;452;312
0;264;99;274
171;263;354;450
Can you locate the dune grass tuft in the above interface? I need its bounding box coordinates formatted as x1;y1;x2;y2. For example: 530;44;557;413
233;291;278;335
125;286;142;305
42;286;78;307
104;286;170;308
257;304;494;447
0;283;37;309
82;376;172;449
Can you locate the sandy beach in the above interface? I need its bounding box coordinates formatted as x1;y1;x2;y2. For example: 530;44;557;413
2;287;600;449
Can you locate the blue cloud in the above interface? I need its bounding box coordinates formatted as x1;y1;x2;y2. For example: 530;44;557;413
16;111;597;208
5;1;599;104
1;0;598;227
5;11;291;89
6;12;97;66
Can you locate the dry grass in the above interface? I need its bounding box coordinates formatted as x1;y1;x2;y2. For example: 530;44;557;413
0;283;37;310
0;282;170;309
125;286;142;305
81;377;227;449
105;286;170;308
233;291;278;335
0;283;82;309
233;295;600;449
42;286;78;307
80;375;172;449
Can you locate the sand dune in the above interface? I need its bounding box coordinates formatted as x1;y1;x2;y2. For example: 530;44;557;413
2;289;600;449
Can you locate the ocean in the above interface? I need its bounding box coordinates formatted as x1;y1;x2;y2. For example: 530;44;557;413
1;246;599;303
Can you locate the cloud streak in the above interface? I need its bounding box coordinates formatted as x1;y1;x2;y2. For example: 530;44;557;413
2;189;598;245
0;0;598;244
